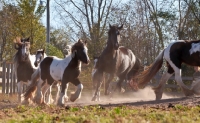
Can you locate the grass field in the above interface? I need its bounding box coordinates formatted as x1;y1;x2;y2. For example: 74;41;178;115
0;103;200;123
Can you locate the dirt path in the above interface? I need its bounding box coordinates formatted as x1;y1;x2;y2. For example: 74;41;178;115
67;87;200;107
0;87;200;109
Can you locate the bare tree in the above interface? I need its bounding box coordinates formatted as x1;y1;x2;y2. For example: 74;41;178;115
54;0;123;56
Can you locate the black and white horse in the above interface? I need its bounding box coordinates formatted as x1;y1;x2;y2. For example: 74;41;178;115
33;49;55;104
137;40;200;100
24;39;90;106
13;37;38;103
34;48;69;104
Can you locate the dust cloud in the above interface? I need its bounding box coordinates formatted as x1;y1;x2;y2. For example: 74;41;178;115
68;86;184;105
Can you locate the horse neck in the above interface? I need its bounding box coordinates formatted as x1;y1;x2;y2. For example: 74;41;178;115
29;54;38;69
43;53;47;58
103;44;117;58
65;54;80;68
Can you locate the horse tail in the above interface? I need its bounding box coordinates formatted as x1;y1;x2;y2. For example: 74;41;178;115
24;68;40;100
137;49;165;88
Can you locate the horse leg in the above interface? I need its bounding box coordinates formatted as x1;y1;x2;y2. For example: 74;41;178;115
17;81;23;103
34;79;44;104
64;83;69;102
152;72;173;100
58;82;68;106
41;82;51;104
70;79;83;102
105;74;114;95
116;77;126;93
91;70;103;101
54;82;60;104
173;69;194;96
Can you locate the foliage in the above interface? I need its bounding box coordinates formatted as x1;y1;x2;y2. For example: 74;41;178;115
0;0;46;61
46;43;64;58
50;28;72;57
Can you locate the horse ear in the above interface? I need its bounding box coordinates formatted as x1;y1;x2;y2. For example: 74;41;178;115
14;43;19;50
118;24;123;30
84;40;87;45
78;39;81;43
43;48;45;53
71;50;77;58
109;23;112;28
14;37;21;43
26;37;30;42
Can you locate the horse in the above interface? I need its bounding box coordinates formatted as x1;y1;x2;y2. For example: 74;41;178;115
137;40;200;100
91;24;141;101
34;49;47;67
13;37;38;103
33;48;70;104
24;39;90;106
33;48;55;104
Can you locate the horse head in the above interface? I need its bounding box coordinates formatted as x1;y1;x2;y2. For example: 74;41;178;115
108;24;123;50
63;45;72;56
34;49;46;67
14;37;30;61
71;39;90;64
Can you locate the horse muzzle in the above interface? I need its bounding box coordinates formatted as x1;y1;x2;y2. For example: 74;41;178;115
34;62;38;67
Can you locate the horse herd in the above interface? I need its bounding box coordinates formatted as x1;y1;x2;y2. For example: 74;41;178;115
12;24;200;106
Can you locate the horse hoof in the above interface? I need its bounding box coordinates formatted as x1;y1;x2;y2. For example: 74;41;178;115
70;94;77;102
21;100;29;105
91;97;97;101
121;88;125;93
57;103;65;107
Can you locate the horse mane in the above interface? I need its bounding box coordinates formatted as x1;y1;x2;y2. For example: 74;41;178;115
71;39;84;52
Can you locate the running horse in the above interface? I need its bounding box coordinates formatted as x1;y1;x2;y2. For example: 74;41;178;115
137;40;200;100
13;37;37;103
92;24;141;101
34;49;68;104
24;39;90;106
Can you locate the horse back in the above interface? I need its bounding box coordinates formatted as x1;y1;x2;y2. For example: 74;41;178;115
167;40;200;66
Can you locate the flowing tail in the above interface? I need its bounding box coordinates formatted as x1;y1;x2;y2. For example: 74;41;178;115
137;50;165;88
24;68;40;100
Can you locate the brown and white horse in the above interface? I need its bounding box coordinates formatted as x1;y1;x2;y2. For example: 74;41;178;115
91;24;141;101
24;39;90;106
137;40;200;100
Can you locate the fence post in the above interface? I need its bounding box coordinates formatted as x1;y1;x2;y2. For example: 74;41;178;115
6;63;10;94
10;63;14;95
2;61;6;93
13;69;16;93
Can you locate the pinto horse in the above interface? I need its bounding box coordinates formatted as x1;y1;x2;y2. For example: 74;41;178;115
13;37;38;103
91;24;141;101
34;49;68;104
24;39;90;106
137;40;200;100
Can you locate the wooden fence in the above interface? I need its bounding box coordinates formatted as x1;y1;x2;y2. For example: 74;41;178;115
0;61;194;94
0;61;17;94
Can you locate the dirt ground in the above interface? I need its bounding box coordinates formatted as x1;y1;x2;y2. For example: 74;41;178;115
0;86;200;109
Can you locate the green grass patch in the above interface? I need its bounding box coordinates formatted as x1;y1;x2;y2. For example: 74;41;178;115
1;104;200;123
